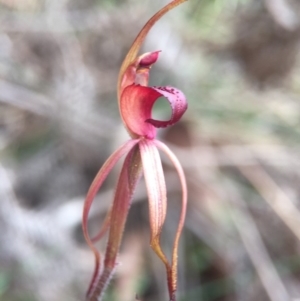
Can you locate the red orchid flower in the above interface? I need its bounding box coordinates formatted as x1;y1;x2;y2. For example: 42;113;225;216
82;1;188;301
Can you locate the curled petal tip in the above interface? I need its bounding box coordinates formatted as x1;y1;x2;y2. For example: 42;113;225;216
146;86;188;128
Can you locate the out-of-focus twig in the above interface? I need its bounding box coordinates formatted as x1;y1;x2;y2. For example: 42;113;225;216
264;0;299;31
116;233;145;301
0;0;37;10
238;164;300;242
0;79;55;115
162;142;300;168
0;163;89;301
0;10;115;32
226;183;291;301
219;145;300;242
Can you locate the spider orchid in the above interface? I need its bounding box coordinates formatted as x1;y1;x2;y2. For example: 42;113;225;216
82;1;188;300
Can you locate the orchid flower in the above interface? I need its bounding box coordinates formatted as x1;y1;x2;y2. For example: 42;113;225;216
82;1;188;301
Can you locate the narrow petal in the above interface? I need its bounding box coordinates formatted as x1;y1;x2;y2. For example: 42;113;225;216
82;139;139;297
153;139;187;300
87;145;142;301
91;208;111;242
117;0;188;100
121;85;187;139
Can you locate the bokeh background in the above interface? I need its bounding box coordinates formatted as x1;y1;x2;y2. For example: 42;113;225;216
1;0;300;300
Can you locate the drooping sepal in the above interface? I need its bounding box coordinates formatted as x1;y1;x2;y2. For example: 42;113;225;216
82;139;139;299
139;139;167;239
139;139;173;297
153;139;187;299
139;138;187;301
87;145;142;301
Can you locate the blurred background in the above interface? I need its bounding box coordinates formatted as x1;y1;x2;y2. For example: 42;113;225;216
1;0;300;300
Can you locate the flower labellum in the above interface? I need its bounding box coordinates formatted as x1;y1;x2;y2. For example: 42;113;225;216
82;1;188;301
